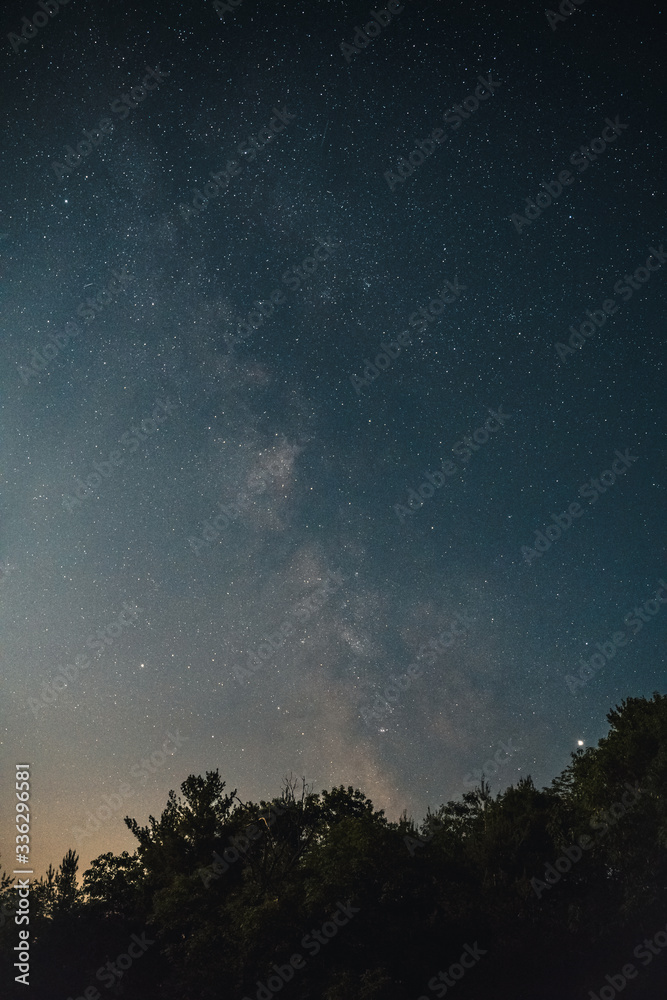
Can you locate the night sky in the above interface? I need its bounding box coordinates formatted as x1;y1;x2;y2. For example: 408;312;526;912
0;0;665;876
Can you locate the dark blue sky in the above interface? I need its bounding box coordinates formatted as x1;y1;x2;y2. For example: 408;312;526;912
0;0;665;874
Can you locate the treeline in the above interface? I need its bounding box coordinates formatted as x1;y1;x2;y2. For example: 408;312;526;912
2;693;667;999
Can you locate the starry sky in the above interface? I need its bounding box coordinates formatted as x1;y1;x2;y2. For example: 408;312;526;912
0;0;665;875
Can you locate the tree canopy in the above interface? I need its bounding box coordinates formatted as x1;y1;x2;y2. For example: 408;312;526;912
2;693;666;999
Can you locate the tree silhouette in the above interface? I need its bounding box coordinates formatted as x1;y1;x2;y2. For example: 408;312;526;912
3;692;666;1000
54;849;80;914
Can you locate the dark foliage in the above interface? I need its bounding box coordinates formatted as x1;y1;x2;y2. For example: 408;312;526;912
2;694;666;999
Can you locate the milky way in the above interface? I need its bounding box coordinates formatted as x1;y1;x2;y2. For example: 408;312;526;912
0;0;664;874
